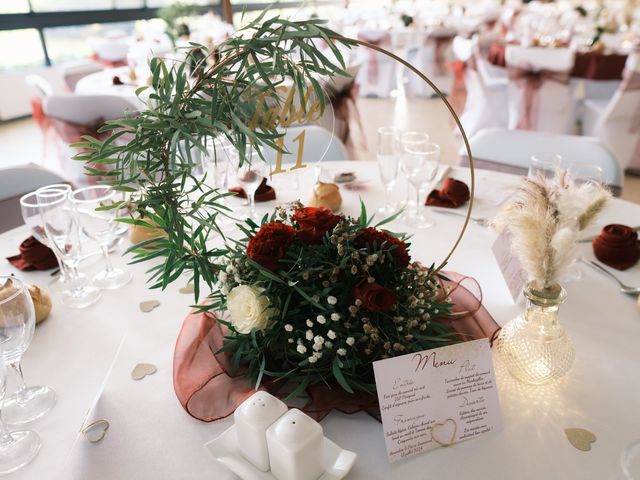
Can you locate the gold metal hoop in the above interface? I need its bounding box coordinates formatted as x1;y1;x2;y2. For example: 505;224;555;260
329;35;475;273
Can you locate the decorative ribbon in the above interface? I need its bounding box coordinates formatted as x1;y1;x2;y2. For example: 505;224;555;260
7;236;58;271
507;66;570;130
357;32;391;85
172;271;500;422
447;60;467;115
328;80;368;151
592;224;640;270
426;34;455;77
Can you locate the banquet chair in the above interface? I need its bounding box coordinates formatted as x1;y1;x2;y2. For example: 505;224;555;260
61;61;104;91
458;128;622;196
355;29;396;98
43;94;139;186
581;53;640;175
504;46;575;133
408;26;457;96
0;165;68;234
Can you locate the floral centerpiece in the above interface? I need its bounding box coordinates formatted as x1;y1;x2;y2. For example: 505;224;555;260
205;202;455;395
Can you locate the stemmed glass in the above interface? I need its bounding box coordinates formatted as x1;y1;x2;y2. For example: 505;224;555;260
69;186;132;290
403;142;441;229
0;276;56;426
37;187;102;309
377;126;400;215
528;154;563;179
399;131;429;213
203;137;236;231
230;146;268;221
20;184;72;291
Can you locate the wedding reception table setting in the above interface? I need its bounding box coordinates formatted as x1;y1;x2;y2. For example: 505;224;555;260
3;4;640;480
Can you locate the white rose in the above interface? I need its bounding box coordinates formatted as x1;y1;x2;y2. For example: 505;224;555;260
226;285;274;334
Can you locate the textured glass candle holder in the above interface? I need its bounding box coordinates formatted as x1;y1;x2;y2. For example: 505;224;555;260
496;282;574;385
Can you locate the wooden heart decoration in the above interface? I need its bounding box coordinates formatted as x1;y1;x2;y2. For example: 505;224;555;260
139;300;160;313
564;428;596;451
431;418;457;447
82;419;110;443
179;284;195;294
131;363;157;381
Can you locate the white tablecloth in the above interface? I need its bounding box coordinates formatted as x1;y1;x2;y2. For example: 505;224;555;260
74;67;147;110
3;162;640;480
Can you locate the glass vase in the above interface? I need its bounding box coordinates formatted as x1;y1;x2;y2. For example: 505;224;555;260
496;282;575;385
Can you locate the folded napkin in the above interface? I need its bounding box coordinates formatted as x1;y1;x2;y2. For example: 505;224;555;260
229;178;276;202
426;177;470;208
7;236;58;271
592;224;640;270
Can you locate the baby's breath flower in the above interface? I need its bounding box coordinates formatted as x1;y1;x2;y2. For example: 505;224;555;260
308;355;318;364
314;335;325;345
346;337;355;346
297;345;307;354
331;313;340;321
306;330;313;341
327;296;337;305
325;341;333;349
306;319;313;327
327;330;336;340
337;348;347;356
316;315;326;324
284;324;293;332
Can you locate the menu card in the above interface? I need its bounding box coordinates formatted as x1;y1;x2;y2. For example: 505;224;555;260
492;230;525;302
373;339;502;463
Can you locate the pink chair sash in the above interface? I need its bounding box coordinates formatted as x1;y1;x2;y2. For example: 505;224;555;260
172;271;500;422
357;32;392;84
426;34;455;77
508;66;570;130
622;70;640;173
329;81;367;151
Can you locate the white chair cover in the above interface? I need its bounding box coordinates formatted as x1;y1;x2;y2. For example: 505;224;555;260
61;61;104;91
582;53;640;174
408;27;457;96
355;29;396;98
457;128;622;194
505;46;574;133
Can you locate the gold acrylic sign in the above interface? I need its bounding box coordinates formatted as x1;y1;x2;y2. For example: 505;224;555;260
248;85;326;176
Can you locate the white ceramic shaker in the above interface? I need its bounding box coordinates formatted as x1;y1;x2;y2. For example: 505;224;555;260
266;408;325;480
234;391;288;471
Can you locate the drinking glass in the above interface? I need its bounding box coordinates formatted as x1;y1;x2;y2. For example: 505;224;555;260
399;131;429;212
528;154;562;180
37;188;102;309
615;439;640;479
404;142;441;229
20;185;72;291
230;146;268;221
70;186;133;290
568;163;604;186
203;137;236;231
0;276;56;426
377;126;400;215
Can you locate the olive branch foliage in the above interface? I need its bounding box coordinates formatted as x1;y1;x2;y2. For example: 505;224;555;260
73;11;356;301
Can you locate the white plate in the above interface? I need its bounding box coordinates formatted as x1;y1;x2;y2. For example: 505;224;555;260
205;424;357;480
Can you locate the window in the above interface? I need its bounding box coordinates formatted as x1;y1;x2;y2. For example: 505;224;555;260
30;0;114;12
0;1;30;14
0;30;45;72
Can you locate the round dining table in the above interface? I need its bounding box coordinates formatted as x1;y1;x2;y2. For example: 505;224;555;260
75;66;148;110
2;161;639;480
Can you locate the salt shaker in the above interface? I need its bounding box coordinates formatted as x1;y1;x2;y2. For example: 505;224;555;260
234;391;288;471
266;408;325;480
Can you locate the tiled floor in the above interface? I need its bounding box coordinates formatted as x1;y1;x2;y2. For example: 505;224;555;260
1;98;639;203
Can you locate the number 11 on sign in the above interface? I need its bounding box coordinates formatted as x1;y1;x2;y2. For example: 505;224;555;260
270;129;307;175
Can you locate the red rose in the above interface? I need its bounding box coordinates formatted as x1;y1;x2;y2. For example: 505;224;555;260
353;279;396;312
355;227;410;268
292;207;341;245
247;222;295;270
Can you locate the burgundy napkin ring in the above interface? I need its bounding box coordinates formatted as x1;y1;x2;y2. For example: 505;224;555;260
426;177;470;208
592;224;640;270
6;236;58;271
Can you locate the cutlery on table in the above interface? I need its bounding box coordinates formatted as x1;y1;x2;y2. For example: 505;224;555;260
430;209;490;226
580;259;640;296
577;225;640;243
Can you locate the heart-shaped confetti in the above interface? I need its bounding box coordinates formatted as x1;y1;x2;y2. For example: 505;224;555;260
139;300;160;313
82;419;110;443
179;284;195;294
131;363;157;381
431;418;457;447
564;428;596;451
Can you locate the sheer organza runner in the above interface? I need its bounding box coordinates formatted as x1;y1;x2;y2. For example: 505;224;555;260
173;271;500;422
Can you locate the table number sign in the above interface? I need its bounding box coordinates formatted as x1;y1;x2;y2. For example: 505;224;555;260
373;339;503;463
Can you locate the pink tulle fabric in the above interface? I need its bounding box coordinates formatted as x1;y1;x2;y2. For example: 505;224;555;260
172;271;500;422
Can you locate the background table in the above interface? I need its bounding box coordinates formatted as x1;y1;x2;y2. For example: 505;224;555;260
3;162;639;479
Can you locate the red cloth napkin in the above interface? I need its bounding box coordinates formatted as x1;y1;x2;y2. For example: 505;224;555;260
426;177;470;208
229;178;276;202
7;236;58;271
592;224;640;270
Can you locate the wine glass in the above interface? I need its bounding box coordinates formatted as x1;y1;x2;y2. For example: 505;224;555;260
37;187;102;309
203;137;236;231
69;186;133;290
615;439;640;479
567;163;604;186
528;154;562;180
0;275;56;426
230;146;268;221
377;126;400;215
399;131;429;213
404;142;441;229
20;185;72;291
